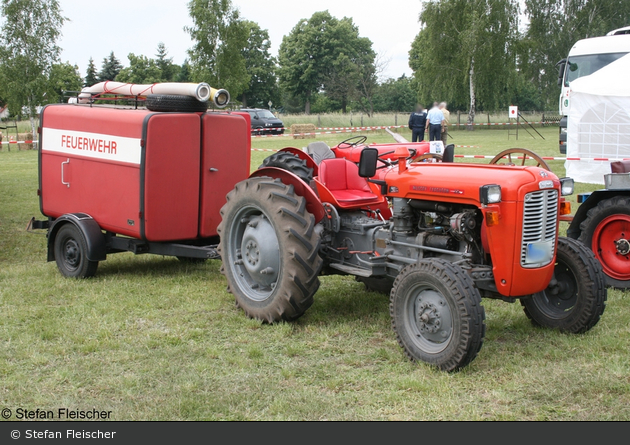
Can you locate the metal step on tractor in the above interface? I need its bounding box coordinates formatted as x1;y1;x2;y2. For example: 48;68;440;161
218;141;608;371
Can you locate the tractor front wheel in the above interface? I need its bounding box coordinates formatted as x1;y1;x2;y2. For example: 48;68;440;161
217;177;322;322
521;237;607;333
390;259;486;372
577;196;630;288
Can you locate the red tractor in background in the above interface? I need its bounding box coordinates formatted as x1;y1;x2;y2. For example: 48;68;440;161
219;141;607;371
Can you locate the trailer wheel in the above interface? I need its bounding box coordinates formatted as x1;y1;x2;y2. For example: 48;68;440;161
521;237;607;333
145;94;209;112
258;151;313;183
217;177;322;322
577;196;630;288
390;259;486;372
53;224;99;278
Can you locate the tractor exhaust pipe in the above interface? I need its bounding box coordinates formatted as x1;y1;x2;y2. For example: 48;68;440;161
76;82;230;108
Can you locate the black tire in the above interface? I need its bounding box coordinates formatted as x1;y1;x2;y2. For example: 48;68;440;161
577;196;630;288
145;94;209;112
390;259;486;372
217;177;322;322
258;152;314;183
53;224;99;278
521;237;607;333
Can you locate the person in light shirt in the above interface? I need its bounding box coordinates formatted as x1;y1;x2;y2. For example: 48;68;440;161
439;102;450;146
425;102;444;142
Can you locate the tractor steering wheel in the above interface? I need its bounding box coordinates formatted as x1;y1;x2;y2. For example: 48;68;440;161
337;135;367;149
376;149;417;169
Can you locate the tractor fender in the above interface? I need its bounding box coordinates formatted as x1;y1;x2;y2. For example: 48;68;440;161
250;167;326;223
47;213;107;262
567;189;630;239
278;147;319;176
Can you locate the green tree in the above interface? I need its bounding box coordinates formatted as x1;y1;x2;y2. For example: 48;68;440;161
409;0;519;126
177;59;192;82
373;75;417;112
46;62;82;104
185;0;250;100
0;0;65;140
116;54;162;84
84;57;98;87
98;51;123;82
278;11;376;114
155;42;177;82
240;20;279;108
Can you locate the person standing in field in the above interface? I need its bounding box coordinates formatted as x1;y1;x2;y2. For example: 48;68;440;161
439;102;450;146
425;102;444;142
408;104;427;142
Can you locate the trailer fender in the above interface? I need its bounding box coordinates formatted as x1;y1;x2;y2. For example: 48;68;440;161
567;190;630;239
249;167;326;223
47;213;107;262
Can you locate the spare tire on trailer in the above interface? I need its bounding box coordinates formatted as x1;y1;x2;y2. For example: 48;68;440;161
145;94;209;112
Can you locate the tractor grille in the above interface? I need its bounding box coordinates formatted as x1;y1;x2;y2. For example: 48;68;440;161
521;189;558;268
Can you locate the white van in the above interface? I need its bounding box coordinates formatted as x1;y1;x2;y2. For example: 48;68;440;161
556;27;630;153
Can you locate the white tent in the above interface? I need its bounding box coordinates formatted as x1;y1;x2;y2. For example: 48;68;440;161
566;53;630;184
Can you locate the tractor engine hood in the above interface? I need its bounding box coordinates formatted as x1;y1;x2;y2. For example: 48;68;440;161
381;163;560;205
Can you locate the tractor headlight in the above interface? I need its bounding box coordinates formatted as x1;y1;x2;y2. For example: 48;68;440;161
560;177;574;196
480;184;501;205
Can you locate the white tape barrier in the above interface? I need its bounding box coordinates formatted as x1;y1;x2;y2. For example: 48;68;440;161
251;121;553;137
6;139;626;162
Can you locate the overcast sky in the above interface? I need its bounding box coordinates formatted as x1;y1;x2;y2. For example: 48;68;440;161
56;0;422;83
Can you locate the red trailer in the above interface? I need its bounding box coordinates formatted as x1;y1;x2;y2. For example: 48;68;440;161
31;98;251;278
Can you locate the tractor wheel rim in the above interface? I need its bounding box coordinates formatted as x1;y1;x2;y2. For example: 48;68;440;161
405;285;453;353
592;214;630;281
229;206;281;302
533;261;579;318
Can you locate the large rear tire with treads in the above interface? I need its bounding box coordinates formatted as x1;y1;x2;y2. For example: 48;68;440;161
217;177;322;322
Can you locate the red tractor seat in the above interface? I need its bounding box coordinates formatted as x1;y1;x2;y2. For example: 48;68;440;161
611;160;630;173
317;158;383;208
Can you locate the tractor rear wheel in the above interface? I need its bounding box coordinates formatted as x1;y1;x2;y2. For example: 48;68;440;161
259;152;314;183
217;177;322;322
577;196;630;288
521;237;607;333
390;259;486;372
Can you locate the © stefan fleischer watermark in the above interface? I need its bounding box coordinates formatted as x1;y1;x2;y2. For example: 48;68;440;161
3;408;116;440
8;429;117;440
2;407;112;420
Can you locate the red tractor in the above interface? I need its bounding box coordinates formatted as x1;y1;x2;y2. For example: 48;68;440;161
218;144;607;371
29;82;608;371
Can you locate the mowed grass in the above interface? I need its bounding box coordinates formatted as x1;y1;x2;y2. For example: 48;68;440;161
1;127;630;421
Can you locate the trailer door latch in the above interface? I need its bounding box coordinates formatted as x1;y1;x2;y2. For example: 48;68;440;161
61;158;70;188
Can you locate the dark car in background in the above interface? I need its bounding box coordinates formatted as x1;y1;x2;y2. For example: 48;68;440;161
241;108;285;135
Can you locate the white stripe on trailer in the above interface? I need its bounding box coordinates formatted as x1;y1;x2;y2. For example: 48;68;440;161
41;128;142;165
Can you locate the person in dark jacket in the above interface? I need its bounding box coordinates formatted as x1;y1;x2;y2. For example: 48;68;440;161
408;104;427;142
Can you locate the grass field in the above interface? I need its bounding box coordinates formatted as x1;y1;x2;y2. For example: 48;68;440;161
1;126;630;421
269;111;556;129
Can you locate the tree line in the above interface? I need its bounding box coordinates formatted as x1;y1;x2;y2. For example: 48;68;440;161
1;0;628;133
